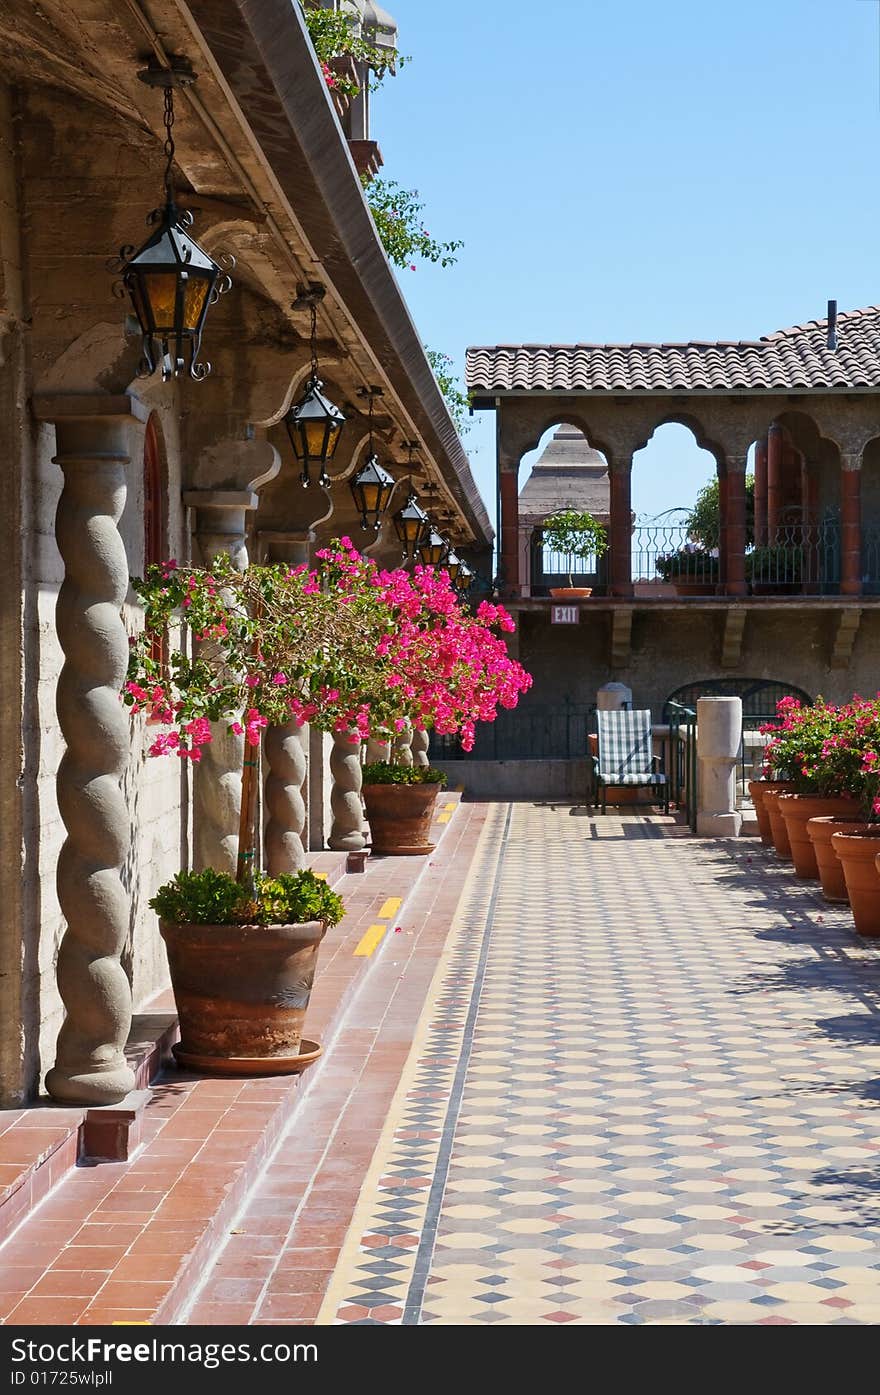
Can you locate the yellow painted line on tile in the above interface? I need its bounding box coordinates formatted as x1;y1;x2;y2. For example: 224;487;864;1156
437;812;451;823
354;922;388;957
314;872;328;880
378;897;402;920
444;801;457;811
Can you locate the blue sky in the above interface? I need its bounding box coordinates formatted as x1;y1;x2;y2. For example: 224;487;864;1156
373;0;880;532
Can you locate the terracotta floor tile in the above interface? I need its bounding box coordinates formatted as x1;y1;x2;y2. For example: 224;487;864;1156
7;1296;87;1324
265;1267;333;1296
30;1270;109;1299
256;1293;322;1321
51;1246;123;1271
187;1301;258;1325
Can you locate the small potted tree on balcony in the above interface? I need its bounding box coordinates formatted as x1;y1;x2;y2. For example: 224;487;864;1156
541;509;608;598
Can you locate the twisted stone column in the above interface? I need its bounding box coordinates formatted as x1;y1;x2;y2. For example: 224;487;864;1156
184;491;257;874
393;722;414;768
40;402;144;1105
264;719;308;873
411;727;430;767
329;729;366;851
364;737;391;764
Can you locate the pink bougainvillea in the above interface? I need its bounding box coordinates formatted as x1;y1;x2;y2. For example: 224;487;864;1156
125;539;531;760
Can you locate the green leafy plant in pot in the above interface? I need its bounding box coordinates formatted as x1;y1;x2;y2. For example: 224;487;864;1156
541;509;608;596
362;754;448;856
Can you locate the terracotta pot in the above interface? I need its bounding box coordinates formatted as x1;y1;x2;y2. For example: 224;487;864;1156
363;781;441;855
159;918;326;1072
549;587;592;599
747;781;775;842
831;829;880;936
761;785;797;860
777;794;862;880
806;817;867;903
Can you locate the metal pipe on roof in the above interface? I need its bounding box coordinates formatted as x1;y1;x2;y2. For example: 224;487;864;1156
827;299;838;350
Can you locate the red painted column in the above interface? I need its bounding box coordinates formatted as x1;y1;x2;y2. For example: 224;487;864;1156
754;438;768;545
840;462;862;596
767;424;783;539
609;464;633;597
802;465;820;592
499;470;520;597
717;470;728;589
724;464;748;596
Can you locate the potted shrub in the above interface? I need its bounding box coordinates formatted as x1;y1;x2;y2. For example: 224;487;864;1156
654;546;720;596
760;698;861;878
747;543;803;595
152;868;343;1073
540;509;608;598
361;761;447;855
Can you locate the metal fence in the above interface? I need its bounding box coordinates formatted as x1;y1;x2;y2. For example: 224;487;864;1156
428;702;595;762
667;702;698;832
532;519;874;594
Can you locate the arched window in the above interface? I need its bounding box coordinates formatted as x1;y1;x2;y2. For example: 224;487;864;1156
143;415;167;668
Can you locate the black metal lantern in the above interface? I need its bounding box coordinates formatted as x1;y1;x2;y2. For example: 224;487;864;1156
453;559;474;592
349;387;395;529
443;549;463;583
418;528;449;567
285;290;346;488
393;493;431;560
351;456;396;531
113;62;232;381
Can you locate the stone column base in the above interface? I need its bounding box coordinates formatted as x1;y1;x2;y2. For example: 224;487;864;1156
697;811;743;838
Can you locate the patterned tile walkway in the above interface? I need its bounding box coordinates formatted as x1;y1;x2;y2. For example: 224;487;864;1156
318;804;880;1325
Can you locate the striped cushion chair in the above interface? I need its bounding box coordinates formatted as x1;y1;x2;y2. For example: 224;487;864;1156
593;708;669;814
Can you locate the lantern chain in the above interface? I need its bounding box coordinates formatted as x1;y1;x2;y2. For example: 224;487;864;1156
162;85;176;200
309;301;319;383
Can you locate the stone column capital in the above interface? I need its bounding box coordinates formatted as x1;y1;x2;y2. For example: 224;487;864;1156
258;530;315;566
33;392;150;426
184;490;259;570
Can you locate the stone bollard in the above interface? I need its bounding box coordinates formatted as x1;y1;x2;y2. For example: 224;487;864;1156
696;696;743;837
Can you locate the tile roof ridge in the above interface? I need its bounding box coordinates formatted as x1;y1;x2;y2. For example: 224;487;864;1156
762;304;880;341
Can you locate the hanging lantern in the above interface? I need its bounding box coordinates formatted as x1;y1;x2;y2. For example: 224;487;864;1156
350;456;396;531
285;287;346;487
393;493;431;559
418;528;449;567
453;559;474;593
348;387;395;529
444;549;463;583
112;61;232;381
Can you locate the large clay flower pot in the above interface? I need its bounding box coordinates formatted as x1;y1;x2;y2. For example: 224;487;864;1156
549;587;592;599
762;786;797;860
160;918;326;1074
831;829;880;937
747;780;784;845
363;782;441;855
777;794;862;880
807;817;867;903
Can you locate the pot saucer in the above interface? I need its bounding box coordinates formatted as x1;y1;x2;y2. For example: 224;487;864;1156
172;1039;323;1076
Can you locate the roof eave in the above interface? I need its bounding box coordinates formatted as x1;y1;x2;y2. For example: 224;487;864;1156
187;0;492;544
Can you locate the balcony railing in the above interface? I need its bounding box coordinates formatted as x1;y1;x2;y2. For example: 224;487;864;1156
532;519;880;596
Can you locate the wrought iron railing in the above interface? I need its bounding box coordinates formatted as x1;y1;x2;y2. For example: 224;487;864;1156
667;702;697;832
428;701;596;763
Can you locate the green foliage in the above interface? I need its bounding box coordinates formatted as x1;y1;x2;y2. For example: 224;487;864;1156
541;509;608;587
365;178;463;270
654;548;720;582
299;1;404;96
685;475;755;549
425;348;470;435
151;867;345;928
362;762;447;786
747;543;803;583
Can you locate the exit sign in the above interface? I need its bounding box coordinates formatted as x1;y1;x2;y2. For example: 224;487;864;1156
551;604;580;625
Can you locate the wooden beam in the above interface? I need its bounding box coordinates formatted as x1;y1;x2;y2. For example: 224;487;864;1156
830;608;862;669
721;607;747;669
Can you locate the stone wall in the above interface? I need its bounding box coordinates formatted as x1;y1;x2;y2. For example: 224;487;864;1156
517;607;880;716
